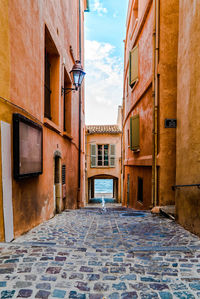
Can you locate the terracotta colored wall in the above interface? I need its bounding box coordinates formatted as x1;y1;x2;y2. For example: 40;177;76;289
157;0;179;206
0;0;86;240
124;166;152;210
86;133;122;202
176;0;200;236
123;1;153;210
123;0;179;210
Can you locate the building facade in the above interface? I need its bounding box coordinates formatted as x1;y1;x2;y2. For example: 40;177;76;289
122;0;179;209
0;0;88;242
175;0;200;236
85;108;122;203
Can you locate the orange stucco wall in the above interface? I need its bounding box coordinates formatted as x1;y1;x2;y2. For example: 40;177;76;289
86;133;122;203
176;0;200;236
123;0;153;209
0;0;86;241
123;0;179;210
157;0;179;206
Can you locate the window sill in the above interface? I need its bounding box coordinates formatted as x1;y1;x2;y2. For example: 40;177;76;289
132;148;140;153
62;131;73;140
43;118;61;134
91;166;115;169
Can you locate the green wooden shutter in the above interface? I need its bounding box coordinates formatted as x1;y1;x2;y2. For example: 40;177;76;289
90;144;96;167
110;144;116;167
130;115;140;151
129;45;138;87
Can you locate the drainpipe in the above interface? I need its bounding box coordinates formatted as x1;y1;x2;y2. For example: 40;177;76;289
77;0;82;208
152;0;159;207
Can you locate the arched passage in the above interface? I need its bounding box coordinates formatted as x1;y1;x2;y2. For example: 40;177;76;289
88;174;119;203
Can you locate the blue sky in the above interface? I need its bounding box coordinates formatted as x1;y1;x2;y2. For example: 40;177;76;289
85;0;129;125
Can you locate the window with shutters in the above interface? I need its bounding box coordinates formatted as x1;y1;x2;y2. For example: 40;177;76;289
129;45;138;88
90;144;116;168
130;114;140;151
44;26;60;125
90;144;97;167
110;144;116;167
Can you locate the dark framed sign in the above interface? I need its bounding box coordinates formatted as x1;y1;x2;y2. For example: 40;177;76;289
164;119;177;128
13;113;43;179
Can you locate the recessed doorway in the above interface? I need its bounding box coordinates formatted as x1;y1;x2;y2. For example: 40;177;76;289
88;175;118;204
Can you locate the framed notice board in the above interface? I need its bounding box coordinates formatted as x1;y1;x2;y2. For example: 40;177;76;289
13;113;43;179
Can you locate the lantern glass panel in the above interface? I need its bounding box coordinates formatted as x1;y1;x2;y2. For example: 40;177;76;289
78;71;85;86
72;71;80;86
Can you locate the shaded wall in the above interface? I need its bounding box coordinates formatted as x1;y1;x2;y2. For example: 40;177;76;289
176;0;200;236
123;0;153;209
158;0;179;206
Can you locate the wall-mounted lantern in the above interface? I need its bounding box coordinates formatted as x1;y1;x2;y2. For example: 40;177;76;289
62;60;86;95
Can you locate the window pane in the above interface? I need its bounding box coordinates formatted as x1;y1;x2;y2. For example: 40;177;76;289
98;145;102;166
104;145;109;166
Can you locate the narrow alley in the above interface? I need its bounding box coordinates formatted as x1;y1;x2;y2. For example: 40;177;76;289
0;205;200;298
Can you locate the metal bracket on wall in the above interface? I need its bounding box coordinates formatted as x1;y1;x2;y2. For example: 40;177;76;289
172;184;200;191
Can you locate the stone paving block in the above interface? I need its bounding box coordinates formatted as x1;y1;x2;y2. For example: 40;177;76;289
140;292;159;298
36;282;51;290
93;282;109;291
159;292;173;299
17;289;33;298
14;281;32;288
0;290;15;298
87;274;100;281
189;282;200;290
52;289;66;298
35;290;51;298
69;291;86;299
46;267;61;274
0;281;6;287
75;281;90;292
108;293;119;299
121;291;138;299
173;291;195;298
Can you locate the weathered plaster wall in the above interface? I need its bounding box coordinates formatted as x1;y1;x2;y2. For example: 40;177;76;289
124;166;152;210
123;0;153;209
158;0;179;206
176;0;200;236
123;0;179;210
0;0;85;240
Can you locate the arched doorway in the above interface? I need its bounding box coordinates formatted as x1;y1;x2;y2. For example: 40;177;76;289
88;174;119;203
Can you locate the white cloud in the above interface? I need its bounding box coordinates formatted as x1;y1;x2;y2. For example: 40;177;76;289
85;40;123;125
91;0;108;15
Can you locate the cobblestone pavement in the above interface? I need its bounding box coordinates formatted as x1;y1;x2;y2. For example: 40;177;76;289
1;205;200;298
